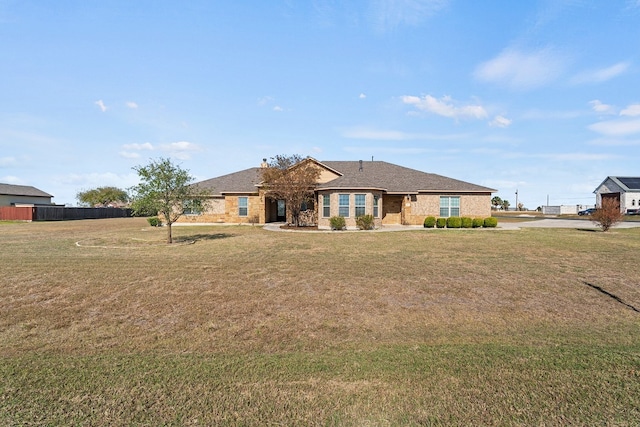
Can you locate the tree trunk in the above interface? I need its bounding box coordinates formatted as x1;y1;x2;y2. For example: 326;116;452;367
167;222;173;244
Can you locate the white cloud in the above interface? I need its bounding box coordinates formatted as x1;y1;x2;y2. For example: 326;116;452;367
0;156;17;166
401;95;488;119
474;47;567;90
359;93;367;99
94;100;108;112
589;100;616;114
119;151;142;159
371;0;449;32
273;106;284;112
159;141;202;160
257;96;274;106
620;104;640;117
588;118;640;136
122;142;154;151
341;126;469;140
588;137;640;146
490;115;512;128
126;101;139;109
0;175;23;184
571;62;629;84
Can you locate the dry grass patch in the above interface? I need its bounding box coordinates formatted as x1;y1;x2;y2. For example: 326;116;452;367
1;218;639;425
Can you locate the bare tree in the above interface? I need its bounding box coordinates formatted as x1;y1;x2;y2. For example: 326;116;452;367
260;155;321;227
591;197;623;232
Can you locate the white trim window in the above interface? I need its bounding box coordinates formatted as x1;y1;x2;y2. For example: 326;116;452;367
373;195;379;218
238;196;248;217
355;194;366;217
338;194;349;217
322;194;330;217
440;196;460;217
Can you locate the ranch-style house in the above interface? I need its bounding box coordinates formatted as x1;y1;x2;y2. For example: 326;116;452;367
180;158;496;229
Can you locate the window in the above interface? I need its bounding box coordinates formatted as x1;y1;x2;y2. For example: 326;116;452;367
355;194;366;217
323;194;330;217
373;196;379;218
238;197;248;217
338;194;350;217
633;199;636;206
439;196;460;217
183;199;202;215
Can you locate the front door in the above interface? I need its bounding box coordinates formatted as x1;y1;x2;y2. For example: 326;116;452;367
277;200;286;222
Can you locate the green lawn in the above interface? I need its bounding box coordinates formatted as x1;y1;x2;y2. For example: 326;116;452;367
1;218;639;425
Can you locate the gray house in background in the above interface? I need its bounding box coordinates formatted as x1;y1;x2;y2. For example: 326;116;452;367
594;177;640;214
0;183;54;206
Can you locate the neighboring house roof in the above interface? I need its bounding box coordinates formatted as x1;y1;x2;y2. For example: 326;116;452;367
0;183;53;198
317;161;496;194
594;176;640;193
192;168;263;196
193;160;495;195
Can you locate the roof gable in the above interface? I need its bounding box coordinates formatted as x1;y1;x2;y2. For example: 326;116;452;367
595;176;640;193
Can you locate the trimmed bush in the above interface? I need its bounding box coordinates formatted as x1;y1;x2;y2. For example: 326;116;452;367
436;218;446;228
329;216;346;230
147;216;162;227
446;216;462;228
356;214;375;230
483;217;498;228
472;217;484;228
461;217;473;228
423;216;436;228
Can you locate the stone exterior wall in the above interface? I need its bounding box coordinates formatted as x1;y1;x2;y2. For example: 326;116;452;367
404;193;492;225
317;190;383;229
177;198;226;223
176;194;262;224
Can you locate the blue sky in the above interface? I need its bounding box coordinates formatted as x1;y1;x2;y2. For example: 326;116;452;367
1;0;639;208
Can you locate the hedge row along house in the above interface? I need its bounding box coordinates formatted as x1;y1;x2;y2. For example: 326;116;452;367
180;158;496;229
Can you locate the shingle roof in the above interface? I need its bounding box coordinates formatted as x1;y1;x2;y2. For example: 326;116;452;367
192;161;496;195
192;168;262;195
0;183;53;198
318;161;496;193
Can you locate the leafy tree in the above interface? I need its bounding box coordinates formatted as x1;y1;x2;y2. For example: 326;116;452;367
501;199;510;211
491;196;503;210
591;197;623;232
260;154;321;227
76;186;129;207
129;157;201;244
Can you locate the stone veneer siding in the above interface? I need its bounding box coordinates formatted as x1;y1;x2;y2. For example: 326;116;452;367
317;190;384;229
405;193;492;225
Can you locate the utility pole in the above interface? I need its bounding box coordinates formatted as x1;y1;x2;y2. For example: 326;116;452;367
515;189;519;211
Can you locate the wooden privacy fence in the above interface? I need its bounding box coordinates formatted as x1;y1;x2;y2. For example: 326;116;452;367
0;207;132;221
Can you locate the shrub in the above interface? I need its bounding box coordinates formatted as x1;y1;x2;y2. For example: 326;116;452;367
423;216;436;228
472;218;484;228
461;217;473;228
356;214;375;230
435;218;446;228
591;198;623;232
329;216;346;230
447;217;462;228
147;216;162;227
483;217;498;228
